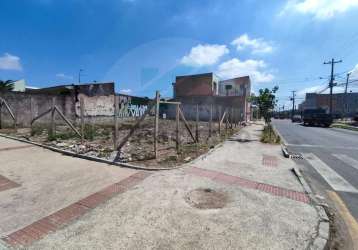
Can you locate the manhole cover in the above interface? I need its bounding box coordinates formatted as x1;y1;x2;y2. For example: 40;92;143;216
185;188;228;209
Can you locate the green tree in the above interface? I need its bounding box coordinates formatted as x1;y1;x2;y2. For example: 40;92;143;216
251;86;278;124
0;80;14;92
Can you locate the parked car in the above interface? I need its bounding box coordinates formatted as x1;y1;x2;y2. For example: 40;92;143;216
354;112;358;122
302;109;333;127
291;115;302;123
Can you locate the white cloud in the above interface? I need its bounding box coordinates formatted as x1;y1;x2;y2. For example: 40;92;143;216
216;58;274;83
56;73;73;80
231;34;274;54
119;89;132;94
281;0;358;19
0;53;22;71
297;84;326;96
180;44;229;67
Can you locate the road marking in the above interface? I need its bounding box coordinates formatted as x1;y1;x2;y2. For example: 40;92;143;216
333;154;358;171
287;144;358;150
302;153;358;193
327;191;358;250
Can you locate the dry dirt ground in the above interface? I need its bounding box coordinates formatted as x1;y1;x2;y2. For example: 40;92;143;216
0;117;238;169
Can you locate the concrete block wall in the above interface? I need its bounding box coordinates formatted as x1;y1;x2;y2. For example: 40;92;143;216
161;96;246;122
0;92;75;127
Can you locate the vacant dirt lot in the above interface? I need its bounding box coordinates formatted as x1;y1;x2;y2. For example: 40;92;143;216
0;117;239;168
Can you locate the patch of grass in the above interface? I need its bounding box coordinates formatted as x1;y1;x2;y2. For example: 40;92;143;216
31;126;46;136
331;123;358;132
261;125;280;144
84;124;96;140
47;131;78;141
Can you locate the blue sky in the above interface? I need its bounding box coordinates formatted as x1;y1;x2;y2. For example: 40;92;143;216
1;0;358;107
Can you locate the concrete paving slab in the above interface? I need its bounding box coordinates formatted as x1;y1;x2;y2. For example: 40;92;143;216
27;124;320;250
0;137;137;237
187;124;304;192
28;169;318;250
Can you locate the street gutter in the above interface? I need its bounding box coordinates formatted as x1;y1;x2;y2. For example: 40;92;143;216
272;123;331;250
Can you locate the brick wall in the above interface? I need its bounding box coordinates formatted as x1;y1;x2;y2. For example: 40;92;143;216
174;73;216;97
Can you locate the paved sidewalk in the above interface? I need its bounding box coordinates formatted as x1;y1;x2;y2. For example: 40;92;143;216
0;137;137;240
19;123;320;250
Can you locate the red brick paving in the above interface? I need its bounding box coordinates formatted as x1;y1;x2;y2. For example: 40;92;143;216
1;171;151;248
0;175;20;192
186;167;310;204
262;154;278;167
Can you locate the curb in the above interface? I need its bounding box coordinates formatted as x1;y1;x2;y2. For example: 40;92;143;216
281;145;290;158
271;124;290;158
271;124;330;249
292;166;330;250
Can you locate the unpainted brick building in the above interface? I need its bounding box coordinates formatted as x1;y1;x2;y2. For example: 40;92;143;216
170;73;251;121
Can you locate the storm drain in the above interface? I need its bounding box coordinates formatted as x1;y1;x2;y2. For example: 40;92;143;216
290;153;304;160
185;188;228;209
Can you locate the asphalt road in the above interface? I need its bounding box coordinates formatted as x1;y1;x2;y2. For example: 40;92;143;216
272;119;358;220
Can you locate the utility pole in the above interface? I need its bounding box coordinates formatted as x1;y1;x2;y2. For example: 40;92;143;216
324;58;342;116
290;91;296;119
78;69;84;83
344;72;351;118
282;105;285;118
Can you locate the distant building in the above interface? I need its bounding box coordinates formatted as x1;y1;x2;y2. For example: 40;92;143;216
173;73;250;98
300;92;358;117
170;73;251;122
173;73;220;97
218;76;251;97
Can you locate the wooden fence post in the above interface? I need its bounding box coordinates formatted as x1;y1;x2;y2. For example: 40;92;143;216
178;107;197;143
0;101;2;130
50;97;56;137
218;106;222;134
154;91;160;158
209;104;213;137
176;104;180;153
30;97;33;130
113;95;119;149
80;97;85;144
195;104;199;142
225;109;228;133
231;107;234;129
